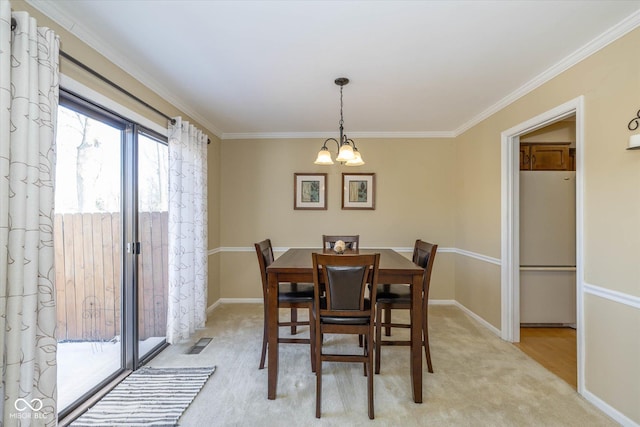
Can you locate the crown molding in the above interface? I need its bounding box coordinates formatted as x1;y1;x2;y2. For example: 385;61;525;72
453;9;640;137
26;0;224;139
221;130;456;140
28;1;640;140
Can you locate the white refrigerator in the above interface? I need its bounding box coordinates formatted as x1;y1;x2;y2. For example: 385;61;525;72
519;171;576;325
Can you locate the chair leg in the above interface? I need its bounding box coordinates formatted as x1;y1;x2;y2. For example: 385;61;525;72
424;335;433;374
375;304;382;374
309;306;316;372
367;325;375;419
384;307;391;336
363;335;367;376
259;306;268;369
423;307;433;373
315;323;323;418
290;308;297;335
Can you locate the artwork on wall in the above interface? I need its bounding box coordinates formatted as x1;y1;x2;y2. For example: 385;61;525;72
342;173;375;210
294;173;327;210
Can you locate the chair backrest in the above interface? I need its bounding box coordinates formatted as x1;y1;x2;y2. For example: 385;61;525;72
254;239;275;300
312;253;379;318
322;235;360;250
412;239;438;296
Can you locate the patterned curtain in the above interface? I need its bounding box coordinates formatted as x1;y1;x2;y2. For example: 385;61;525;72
0;1;59;425
166;117;208;344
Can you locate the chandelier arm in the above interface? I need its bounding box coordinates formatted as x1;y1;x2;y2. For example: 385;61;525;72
323;137;340;152
315;77;362;166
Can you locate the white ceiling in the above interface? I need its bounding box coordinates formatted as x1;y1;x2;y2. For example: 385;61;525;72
29;0;640;139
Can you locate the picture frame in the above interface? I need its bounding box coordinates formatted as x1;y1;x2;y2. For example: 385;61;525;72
342;173;375;210
294;173;327;210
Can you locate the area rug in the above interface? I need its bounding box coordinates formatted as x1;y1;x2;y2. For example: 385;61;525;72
71;366;216;426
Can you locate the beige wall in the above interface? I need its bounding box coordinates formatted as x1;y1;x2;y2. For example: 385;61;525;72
455;27;640;424
521;120;576;146
585;294;640;423
15;1;640;422
219;137;457;300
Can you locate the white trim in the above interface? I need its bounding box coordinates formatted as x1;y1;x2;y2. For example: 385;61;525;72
453;301;502;337
520;266;576;272
500;96;585;391
209;298;456;307
218;298;264;304
60;75;168;136
209;245;467;255
213;246;640;318
26;2;640;141
217;246;255;252
454;11;640;136
584;282;640;310
386;247;414;253
429;299;456;306
27;0;223;138
205;299;263;317
454;248;501;266
221;131;456;140
205;300;223;316
582;389;639;427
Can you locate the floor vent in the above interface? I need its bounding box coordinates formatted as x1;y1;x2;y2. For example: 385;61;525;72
187;338;212;354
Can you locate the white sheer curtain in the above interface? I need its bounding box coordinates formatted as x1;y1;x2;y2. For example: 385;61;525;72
0;1;59;425
166;117;208;344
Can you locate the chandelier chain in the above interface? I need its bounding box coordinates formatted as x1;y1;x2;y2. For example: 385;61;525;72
313;77;364;166
339;85;344;127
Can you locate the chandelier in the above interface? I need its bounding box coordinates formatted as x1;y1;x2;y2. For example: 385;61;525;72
314;78;364;166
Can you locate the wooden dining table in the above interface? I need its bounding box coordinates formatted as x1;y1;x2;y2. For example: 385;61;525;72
266;248;425;403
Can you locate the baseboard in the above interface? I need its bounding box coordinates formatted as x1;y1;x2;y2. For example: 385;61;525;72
453;301;502;337
429;299;456;305
206;298;262;315
582;389;639;427
207;298;502;339
207;298;456;312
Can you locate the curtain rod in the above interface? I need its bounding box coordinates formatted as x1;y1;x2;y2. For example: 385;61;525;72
11;17;210;145
61;51;211;145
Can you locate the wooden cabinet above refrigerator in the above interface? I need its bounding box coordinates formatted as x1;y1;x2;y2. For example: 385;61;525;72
520;143;575;171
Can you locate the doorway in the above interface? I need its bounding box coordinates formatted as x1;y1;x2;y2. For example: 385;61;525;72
500;96;584;393
516;120;577;389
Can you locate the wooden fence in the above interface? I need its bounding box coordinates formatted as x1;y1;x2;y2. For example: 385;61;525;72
54;212;168;341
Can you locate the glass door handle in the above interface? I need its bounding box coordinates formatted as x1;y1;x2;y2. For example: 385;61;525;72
127;242;141;254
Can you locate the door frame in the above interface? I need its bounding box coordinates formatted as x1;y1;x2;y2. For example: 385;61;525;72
500;96;584;393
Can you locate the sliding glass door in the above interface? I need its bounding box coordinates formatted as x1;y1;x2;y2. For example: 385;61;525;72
55;101;125;411
136;132;169;361
55;92;168;415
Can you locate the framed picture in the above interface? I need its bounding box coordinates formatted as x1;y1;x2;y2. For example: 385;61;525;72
294;173;327;210
342;173;375;210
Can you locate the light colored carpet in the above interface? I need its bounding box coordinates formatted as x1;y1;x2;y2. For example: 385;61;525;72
148;304;616;426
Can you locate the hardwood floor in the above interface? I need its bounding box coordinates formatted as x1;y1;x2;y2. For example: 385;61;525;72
514;327;577;389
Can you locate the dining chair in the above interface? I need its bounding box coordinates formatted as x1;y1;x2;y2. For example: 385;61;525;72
255;239;315;371
312;252;380;419
374;239;438;374
322;234;360;250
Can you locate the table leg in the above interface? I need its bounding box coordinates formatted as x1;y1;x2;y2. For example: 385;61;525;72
410;272;423;403
267;272;279;399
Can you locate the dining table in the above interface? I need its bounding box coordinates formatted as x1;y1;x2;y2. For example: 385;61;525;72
266;248;425;403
